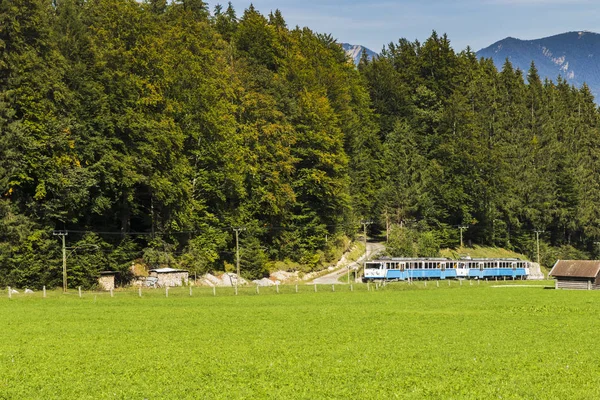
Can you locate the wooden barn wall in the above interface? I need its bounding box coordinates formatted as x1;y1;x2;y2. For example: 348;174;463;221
556;279;597;290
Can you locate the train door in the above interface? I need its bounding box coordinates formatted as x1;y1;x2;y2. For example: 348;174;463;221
456;262;468;277
398;262;406;280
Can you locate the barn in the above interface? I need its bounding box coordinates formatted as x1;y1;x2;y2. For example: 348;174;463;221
149;268;189;287
549;260;600;290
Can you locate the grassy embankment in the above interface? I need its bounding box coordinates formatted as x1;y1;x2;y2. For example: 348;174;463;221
3;282;600;399
440;245;529;260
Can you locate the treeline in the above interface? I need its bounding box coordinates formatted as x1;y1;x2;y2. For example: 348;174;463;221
0;0;599;288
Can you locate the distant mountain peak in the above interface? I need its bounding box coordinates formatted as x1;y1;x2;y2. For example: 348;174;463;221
341;43;378;65
477;31;600;100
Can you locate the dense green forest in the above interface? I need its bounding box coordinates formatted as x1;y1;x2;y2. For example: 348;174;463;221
1;0;599;288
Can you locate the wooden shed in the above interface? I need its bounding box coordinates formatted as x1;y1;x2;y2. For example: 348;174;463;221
549;260;600;290
149;268;189;287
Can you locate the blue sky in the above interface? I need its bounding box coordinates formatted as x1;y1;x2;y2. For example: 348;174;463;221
208;0;600;52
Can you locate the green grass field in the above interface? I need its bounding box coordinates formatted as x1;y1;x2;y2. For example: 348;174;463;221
2;282;600;399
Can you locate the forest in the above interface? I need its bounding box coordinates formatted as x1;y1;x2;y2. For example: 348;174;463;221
1;0;600;288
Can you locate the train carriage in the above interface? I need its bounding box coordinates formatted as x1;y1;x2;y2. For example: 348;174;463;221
363;257;530;282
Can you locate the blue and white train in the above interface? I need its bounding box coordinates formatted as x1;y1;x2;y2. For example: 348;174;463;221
362;257;530;281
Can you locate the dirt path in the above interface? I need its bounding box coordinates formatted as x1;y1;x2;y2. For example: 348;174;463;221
312;241;385;284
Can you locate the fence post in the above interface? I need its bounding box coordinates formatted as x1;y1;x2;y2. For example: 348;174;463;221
276;283;279;294
332;284;335;292
448;280;450;286
138;287;142;297
424;281;427;287
350;284;353;292
78;287;82;298
295;284;298;293
478;279;480;285
436;281;439;288
165;286;169;297
110;288;114;298
367;282;370;291
189;286;192;297
235;285;238;296
43;286;46;298
459;280;462;286
213;286;216;296
8;286;11;299
314;283;317;292
256;285;259;295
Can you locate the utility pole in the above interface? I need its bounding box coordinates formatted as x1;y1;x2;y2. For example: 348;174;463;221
360;220;373;283
458;226;468;248
534;230;544;266
384;209;390;242
233;227;246;292
53;231;68;292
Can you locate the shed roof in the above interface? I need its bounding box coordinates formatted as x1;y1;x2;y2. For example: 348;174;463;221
149;268;188;274
550;260;600;278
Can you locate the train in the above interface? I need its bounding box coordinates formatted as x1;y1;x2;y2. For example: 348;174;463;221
362;257;530;281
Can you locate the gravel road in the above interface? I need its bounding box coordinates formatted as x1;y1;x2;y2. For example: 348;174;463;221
312;241;385;284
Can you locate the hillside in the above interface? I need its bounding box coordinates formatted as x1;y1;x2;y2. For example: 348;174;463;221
2;2;599;290
476;31;600;99
440;246;529;260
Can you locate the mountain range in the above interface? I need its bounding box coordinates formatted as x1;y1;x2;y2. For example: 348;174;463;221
342;43;378;65
476;31;600;99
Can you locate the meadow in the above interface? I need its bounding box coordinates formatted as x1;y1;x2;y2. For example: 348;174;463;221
1;281;600;399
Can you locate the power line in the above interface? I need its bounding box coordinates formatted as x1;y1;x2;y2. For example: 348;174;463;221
47;222;364;237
